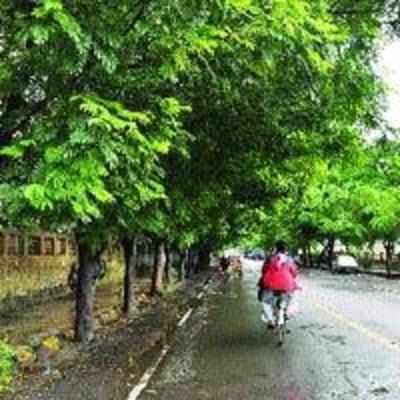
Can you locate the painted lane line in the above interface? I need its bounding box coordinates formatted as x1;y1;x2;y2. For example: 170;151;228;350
312;299;400;354
127;345;170;400
178;308;193;327
197;281;210;299
127;280;209;400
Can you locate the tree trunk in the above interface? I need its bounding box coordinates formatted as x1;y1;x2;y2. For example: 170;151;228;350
178;250;188;281
192;249;200;274
317;241;330;269
147;242;153;266
187;248;195;278
151;240;166;296
305;243;314;269
327;237;335;272
317;245;325;269
165;244;171;284
122;237;137;317
75;241;101;343
136;242;143;276
198;246;211;272
302;246;311;268
384;240;394;278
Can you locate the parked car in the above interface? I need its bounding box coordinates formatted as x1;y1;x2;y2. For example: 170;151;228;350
245;250;265;261
332;254;360;273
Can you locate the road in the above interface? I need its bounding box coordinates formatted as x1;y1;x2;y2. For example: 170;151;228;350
139;260;400;400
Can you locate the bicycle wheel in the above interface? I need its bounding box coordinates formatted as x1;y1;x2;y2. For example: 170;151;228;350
277;302;286;346
278;321;285;346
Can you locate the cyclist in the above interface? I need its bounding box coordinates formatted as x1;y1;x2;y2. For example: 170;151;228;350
258;241;299;329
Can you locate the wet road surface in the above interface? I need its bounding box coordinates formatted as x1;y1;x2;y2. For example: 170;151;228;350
140;261;400;400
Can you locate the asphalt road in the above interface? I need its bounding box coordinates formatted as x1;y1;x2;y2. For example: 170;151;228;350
139;260;400;400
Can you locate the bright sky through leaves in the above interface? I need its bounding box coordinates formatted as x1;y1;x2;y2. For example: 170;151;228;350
379;39;400;128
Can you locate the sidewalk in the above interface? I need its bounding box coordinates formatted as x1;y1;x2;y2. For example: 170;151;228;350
311;262;400;279
361;269;400;279
2;272;213;400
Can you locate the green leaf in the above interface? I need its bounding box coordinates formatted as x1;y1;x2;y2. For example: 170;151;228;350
0;145;24;159
24;184;47;210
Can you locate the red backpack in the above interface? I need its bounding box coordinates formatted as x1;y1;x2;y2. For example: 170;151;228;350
262;254;296;292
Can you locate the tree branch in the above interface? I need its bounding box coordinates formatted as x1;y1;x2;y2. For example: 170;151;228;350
122;0;153;36
0;99;48;146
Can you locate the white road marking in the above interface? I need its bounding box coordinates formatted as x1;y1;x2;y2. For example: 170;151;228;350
178;308;193;327
312;298;400;354
127;278;211;399
127;345;170;400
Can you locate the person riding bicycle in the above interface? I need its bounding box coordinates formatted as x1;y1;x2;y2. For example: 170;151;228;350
258;241;299;329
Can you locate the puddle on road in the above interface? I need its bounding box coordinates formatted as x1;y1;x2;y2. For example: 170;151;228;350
321;334;347;346
299;322;328;331
371;386;390;395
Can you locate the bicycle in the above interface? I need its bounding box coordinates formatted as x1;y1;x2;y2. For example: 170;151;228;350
272;291;289;346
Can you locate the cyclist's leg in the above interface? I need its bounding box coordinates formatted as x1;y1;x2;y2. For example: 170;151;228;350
277;296;286;326
261;290;275;325
281;293;292;321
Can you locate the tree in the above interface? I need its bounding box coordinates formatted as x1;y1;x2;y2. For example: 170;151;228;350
121;236;138;318
1;0;393;340
0;95;188;341
350;141;400;276
0;0;231;341
163;0;389;257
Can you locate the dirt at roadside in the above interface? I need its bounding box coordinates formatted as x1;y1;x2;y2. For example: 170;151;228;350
2;273;213;400
5;305;175;400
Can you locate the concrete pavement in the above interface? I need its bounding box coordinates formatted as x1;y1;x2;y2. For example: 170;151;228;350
139;261;400;400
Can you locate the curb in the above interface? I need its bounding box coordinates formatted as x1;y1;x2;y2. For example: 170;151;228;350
126;275;212;400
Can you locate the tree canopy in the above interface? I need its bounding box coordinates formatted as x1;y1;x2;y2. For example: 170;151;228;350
0;0;397;340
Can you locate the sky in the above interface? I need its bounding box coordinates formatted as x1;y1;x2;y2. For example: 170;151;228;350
378;39;400;129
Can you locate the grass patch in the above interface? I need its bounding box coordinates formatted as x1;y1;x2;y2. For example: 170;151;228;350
0;264;70;302
0;340;16;394
160;278;184;298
